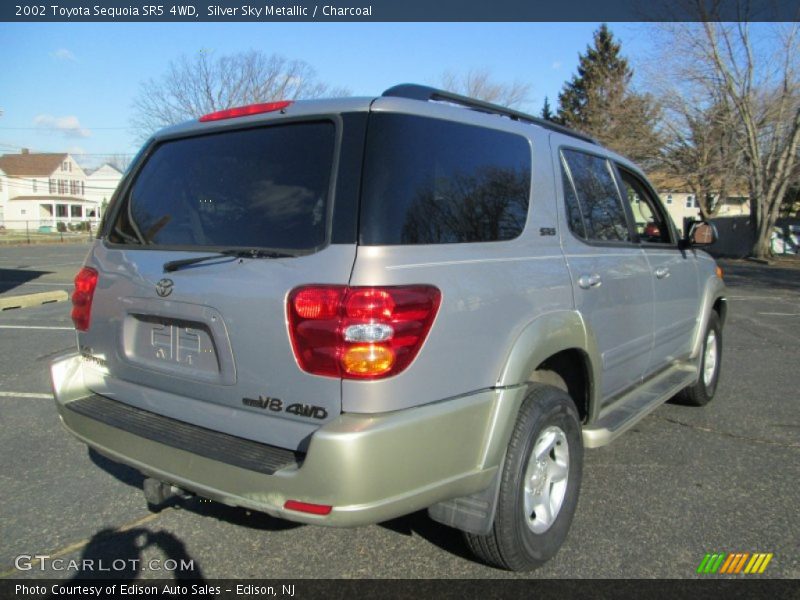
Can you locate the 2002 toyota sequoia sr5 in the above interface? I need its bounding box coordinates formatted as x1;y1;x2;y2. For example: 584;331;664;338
51;84;727;571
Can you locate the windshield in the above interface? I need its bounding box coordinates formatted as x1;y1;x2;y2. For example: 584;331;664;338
108;121;336;251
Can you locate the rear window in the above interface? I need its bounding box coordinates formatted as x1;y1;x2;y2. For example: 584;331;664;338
359;114;531;245
108;121;336;251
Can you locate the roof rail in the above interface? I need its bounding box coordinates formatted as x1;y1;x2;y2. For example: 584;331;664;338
382;83;597;145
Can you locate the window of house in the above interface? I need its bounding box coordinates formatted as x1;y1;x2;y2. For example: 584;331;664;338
49;179;55;194
62;161;68;171
32;179;37;193
58;180;66;194
81;181;85;195
686;195;694;208
71;205;82;218
560;149;630;243
666;194;672;204
56;204;68;217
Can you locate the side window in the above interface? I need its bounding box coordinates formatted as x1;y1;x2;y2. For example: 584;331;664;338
560;155;586;239
360;114;531;245
617;167;674;244
560;149;630;243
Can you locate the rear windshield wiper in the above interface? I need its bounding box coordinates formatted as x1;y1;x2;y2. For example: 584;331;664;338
163;248;294;273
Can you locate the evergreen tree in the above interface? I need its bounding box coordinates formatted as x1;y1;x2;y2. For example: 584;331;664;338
557;24;661;165
540;96;555;122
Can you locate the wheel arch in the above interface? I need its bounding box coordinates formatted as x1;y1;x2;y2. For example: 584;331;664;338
496;310;600;424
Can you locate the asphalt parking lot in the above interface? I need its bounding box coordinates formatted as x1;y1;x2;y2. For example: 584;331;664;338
0;243;797;581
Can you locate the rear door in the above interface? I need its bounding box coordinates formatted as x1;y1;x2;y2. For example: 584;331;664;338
557;146;654;404
81;114;365;451
615;166;700;373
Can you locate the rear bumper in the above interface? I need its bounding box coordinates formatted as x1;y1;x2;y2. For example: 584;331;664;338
51;353;521;527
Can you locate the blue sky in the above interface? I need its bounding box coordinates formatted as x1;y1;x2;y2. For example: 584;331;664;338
0;22;651;165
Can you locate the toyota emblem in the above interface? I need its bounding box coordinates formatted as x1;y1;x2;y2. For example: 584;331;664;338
155;278;174;297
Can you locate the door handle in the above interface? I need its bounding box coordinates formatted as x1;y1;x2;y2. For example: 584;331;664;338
654;266;670;279
578;273;602;289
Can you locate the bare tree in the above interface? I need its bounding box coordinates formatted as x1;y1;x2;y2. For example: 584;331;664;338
131;50;348;140
653;16;800;258
655;94;744;220
438;68;530;108
102;154;132;173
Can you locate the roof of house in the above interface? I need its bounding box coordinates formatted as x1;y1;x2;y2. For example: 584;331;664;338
0;153;67;176
85;163;123;177
9;195;89;201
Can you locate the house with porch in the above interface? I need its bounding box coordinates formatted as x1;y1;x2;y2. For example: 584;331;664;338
0;150;120;231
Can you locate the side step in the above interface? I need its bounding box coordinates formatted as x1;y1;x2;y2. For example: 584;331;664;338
582;364;698;448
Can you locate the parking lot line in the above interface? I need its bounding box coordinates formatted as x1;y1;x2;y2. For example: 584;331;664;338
0;512;163;579
0;392;53;399
0;325;74;330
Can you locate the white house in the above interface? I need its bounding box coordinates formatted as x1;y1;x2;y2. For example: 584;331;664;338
85;163;123;211
0;150;121;231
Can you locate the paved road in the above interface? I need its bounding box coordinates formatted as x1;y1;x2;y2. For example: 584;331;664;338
0;245;797;580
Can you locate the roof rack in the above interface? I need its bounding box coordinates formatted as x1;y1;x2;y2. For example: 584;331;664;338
382;84;597;145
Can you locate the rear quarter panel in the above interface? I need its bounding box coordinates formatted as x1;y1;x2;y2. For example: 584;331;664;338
345;105;573;413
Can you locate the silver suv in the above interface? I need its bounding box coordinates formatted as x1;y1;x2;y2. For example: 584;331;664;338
51;85;726;571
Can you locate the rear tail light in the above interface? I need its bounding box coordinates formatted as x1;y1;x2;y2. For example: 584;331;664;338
71;267;98;331
287;285;441;379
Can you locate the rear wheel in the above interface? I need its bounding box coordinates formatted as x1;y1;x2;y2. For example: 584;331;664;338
677;312;722;407
465;384;583;571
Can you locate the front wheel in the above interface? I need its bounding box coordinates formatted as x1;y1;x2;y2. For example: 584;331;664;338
464;384;583;571
677;311;722;407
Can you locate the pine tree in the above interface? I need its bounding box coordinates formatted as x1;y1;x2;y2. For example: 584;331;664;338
540;96;555;122
557;24;661;165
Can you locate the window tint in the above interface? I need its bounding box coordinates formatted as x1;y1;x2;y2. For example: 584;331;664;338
360;114;531;245
617;168;673;244
110;122;335;250
561;149;630;242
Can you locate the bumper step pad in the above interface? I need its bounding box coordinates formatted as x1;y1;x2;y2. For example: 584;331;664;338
66;394;303;475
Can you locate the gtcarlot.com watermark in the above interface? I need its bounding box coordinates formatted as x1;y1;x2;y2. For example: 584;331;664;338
14;554;194;573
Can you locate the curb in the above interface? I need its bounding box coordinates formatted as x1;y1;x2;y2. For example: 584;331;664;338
744;257;772;265
0;290;70;311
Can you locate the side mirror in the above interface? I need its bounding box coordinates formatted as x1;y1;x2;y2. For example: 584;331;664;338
682;221;717;248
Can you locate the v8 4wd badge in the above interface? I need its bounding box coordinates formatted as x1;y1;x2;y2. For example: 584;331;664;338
242;396;328;420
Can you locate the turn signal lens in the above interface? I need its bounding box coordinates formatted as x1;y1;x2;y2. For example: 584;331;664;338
71;267;98;332
716;266;724;279
287;285;441;380
342;344;395;376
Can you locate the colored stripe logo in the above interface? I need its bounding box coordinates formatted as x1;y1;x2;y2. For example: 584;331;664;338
697;552;773;574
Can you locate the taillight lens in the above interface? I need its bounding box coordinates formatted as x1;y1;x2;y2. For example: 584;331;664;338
71;267;98;331
287;285;441;379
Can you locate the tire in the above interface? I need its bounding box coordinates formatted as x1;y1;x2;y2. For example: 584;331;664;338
677;311;722;407
464;384;583;571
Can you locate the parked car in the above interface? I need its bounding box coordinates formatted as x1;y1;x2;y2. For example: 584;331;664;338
51;85;727;571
